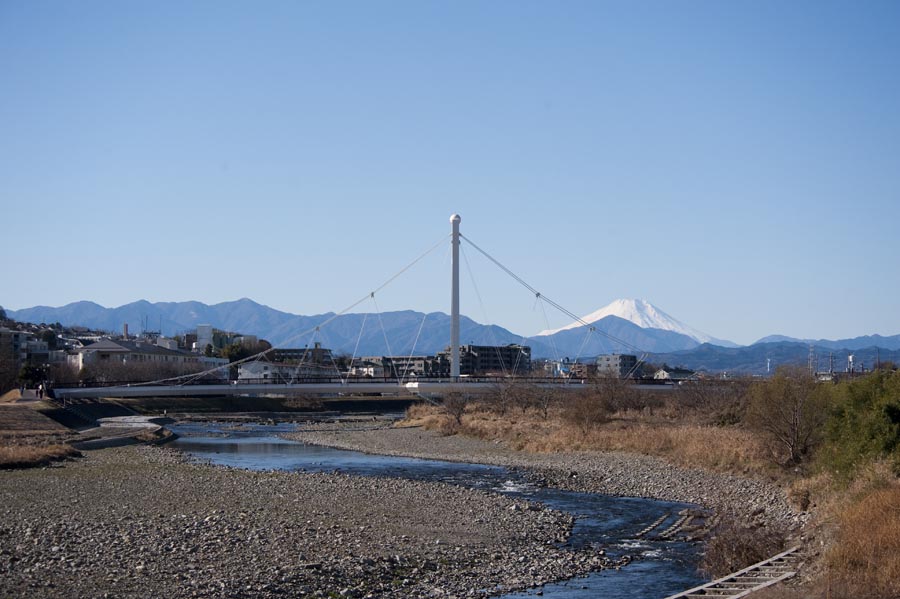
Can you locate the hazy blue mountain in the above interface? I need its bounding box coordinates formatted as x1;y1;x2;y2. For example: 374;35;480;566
754;333;900;351
7;299;553;357
646;342;900;376
7;299;705;357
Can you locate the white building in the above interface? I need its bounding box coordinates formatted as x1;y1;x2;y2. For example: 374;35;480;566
653;367;697;382
237;361;323;382
69;339;228;378
195;324;213;353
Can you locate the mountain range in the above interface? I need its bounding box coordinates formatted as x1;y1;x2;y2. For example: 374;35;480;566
6;298;899;374
5;298;719;357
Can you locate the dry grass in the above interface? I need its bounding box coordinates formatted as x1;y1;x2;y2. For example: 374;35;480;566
824;480;900;598
0;443;81;469
406;402;770;475
543;422;768;474
0;403;80;468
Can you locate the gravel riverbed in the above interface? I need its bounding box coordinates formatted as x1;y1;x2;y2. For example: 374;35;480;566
0;445;623;599
284;423;800;528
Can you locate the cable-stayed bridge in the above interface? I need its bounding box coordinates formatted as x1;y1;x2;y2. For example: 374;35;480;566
53;215;660;401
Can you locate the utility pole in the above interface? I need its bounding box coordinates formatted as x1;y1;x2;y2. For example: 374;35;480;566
450;214;461;380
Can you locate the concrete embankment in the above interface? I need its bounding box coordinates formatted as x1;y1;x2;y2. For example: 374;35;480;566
70;416;176;450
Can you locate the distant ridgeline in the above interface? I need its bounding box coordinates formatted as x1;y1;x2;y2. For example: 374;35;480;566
7;299;900;376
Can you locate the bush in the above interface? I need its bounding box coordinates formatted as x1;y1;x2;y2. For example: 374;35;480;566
817;370;900;479
745;367;829;466
441;393;468;427
674;379;751;425
701;518;787;578
561;389;611;433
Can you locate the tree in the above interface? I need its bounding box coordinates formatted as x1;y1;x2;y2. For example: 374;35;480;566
532;385;561;419
442;393;468;426
676;379;752;424
40;329;58;351
745;367;828;466
562;388;611;433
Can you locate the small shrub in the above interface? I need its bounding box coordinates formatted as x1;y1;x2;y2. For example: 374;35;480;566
701;518;787;578
442;393;468;426
561;390;610;433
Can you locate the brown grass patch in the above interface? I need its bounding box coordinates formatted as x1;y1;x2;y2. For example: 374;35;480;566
0;443;81;469
825;483;900;598
548;423;768;473
405;403;770;475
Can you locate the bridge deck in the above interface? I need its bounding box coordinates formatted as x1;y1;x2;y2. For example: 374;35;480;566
52;379;674;400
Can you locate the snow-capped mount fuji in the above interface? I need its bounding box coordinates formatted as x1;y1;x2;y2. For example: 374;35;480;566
537;298;738;349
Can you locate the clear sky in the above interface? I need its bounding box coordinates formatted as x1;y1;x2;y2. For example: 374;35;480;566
2;1;898;345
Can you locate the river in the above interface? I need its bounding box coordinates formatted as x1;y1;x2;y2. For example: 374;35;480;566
170;422;707;598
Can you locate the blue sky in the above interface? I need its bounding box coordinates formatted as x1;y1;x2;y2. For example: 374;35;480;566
2;1;898;345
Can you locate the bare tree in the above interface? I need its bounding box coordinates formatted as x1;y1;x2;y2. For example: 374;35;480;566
532;386;561;419
745;367;828;466
675;379;752;424
589;375;638;413
562;388;611;433
442;392;468;426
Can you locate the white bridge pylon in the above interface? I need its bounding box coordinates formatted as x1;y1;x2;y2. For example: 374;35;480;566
450;213;461;380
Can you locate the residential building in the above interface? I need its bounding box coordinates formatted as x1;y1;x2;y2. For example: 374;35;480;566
237;343;340;382
0;327;48;365
69;339;228;378
271;343;334;365
237;361;326;382
195;324;213;353
596;354;638;378
653;367;697;382
436;344;531;376
348;359;385;378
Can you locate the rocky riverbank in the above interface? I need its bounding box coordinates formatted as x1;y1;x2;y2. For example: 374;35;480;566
0;445;623;599
284;422;800;529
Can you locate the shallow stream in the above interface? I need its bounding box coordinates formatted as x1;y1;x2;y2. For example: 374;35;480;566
170;422;707;598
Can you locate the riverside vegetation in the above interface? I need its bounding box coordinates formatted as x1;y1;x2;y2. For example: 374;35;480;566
409;368;900;599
